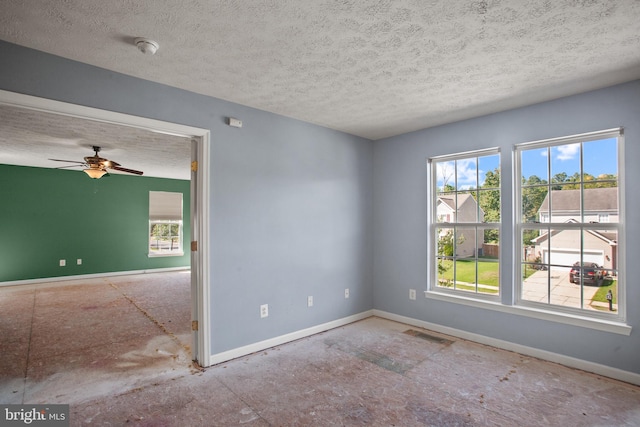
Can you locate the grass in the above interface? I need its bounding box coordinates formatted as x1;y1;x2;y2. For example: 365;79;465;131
453;283;499;294
592;280;617;304
438;259;499;290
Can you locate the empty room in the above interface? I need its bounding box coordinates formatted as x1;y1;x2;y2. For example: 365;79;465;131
1;1;639;426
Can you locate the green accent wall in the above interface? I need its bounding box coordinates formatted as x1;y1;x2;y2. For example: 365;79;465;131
0;164;190;282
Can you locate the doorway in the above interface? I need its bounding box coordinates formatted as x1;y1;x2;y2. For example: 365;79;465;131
0;89;211;366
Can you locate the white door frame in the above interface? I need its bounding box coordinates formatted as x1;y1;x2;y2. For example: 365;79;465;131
0;89;212;366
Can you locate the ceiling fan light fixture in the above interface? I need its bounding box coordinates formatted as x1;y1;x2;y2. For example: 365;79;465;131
134;37;159;55
84;168;107;179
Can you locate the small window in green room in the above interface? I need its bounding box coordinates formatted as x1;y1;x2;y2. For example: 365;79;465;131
149;191;183;256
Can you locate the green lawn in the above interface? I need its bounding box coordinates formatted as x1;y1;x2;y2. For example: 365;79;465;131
438;260;617;305
438;259;499;289
593;280;617;304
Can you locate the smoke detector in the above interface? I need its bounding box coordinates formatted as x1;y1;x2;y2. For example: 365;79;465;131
134;37;159;55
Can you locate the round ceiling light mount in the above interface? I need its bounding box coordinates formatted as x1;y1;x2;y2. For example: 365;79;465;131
134;37;159;55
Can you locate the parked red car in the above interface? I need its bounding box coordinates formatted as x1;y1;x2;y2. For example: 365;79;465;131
569;262;605;286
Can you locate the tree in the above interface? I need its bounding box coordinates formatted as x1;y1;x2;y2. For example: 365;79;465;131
521;175;548;223
437;162;456;192
479;168;500;243
551;172;568;190
437;229;464;283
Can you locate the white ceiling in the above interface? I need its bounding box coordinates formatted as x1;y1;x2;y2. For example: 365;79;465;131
0;104;192;180
1;1;640;178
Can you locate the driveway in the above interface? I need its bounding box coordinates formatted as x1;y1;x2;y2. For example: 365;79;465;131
522;269;601;310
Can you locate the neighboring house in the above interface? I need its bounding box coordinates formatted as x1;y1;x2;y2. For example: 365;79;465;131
532;187;618;270
436;193;484;257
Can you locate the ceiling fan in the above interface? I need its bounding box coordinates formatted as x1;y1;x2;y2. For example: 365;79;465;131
49;146;144;179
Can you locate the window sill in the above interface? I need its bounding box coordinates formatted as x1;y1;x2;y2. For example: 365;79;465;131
424;290;631;336
148;252;184;258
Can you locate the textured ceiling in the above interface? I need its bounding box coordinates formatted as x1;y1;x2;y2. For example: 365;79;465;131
1;0;640;177
0;105;192;180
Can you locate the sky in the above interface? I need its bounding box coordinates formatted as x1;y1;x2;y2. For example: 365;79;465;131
436;137;618;190
521;137;618;182
436;153;499;190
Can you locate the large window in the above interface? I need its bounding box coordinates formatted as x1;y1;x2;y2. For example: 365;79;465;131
149;191;184;256
429;149;500;298
515;129;623;320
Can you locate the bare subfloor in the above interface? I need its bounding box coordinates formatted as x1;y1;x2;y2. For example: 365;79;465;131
1;272;638;426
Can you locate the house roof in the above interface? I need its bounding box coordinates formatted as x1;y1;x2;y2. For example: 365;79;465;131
532;222;617;245
538;187;618;213
438;193;475;211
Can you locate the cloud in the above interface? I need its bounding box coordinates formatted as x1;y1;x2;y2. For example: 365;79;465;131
436;160;477;189
555;143;579;161
455;159;478;187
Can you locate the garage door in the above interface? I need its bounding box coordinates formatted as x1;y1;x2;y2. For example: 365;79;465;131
542;249;604;270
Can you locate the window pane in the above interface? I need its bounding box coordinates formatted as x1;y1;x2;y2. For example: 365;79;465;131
436;161;455;192
550;143;580;186
549;185;580;222
478;189;500;222
522;266;549;303
522;227;548;303
478;154;500;188
583;138;617;183
436;259;453;289
436;195;455;223
456;226;476;258
479;227;499;295
456;158;477;191
522;185;548;223
583;185;618;223
521;147;548;183
545;227;579;270
436;226;454;290
149;221;182;254
436;227;455;258
457;191;478;223
453;258;473;293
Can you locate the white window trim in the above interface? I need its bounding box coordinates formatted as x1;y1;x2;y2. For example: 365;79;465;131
427;147;501;302
513;128;625;323
424;289;631;335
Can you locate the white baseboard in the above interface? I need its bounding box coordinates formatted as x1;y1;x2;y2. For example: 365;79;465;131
0;267;190;287
208;310;374;366
373;309;640;386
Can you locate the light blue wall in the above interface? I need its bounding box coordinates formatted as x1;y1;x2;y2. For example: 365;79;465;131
373;81;640;374
2;40;637;374
0;41;373;354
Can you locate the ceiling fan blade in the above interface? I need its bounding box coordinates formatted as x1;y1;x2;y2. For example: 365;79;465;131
49;158;86;164
56;164;84;169
110;165;144;175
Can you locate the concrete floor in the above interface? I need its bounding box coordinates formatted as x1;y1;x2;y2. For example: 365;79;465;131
1;272;639;426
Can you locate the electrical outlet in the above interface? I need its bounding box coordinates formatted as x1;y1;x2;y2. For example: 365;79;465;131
59;259;66;267
77;259;82;265
345;288;350;299
409;289;416;300
260;304;268;318
307;296;313;307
